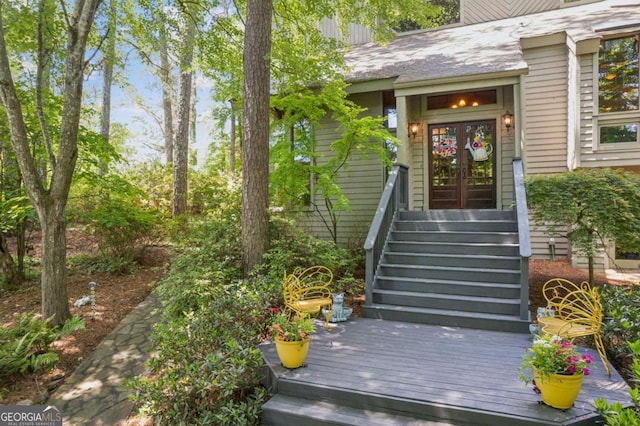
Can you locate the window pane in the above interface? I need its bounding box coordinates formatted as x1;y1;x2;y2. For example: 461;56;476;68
599;36;639;113
383;91;397;129
600;123;638;144
428;90;497;110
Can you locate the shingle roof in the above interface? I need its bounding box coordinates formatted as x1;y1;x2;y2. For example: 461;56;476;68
344;0;640;85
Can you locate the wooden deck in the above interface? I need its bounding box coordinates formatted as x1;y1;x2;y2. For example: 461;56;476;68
260;318;631;425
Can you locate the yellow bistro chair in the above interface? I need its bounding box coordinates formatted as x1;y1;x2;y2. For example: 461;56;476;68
283;266;333;328
537;278;610;376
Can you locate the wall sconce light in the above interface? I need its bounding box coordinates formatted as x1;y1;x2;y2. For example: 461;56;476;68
409;122;419;139
502;110;514;131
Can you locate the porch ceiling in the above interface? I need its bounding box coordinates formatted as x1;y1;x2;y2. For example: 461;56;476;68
344;0;640;86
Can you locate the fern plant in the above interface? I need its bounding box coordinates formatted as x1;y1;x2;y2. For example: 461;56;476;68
0;314;85;381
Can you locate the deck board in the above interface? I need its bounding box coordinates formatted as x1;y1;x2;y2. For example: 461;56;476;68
261;317;631;425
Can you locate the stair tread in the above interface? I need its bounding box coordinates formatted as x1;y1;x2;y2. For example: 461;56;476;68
388;241;519;246
392;230;518;235
372;289;520;304
376;276;520;288
379;263;520;274
263;394;450;426
364;303;526;320
396;219;516;223
385;252;520;260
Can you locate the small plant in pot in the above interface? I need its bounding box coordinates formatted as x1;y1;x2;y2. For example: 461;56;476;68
270;311;315;368
519;334;594;409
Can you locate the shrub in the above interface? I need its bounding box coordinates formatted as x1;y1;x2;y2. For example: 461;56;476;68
69;174;162;272
0;315;84;382
595;340;640;424
600;284;640;369
255;215;360;305
129;280;269;425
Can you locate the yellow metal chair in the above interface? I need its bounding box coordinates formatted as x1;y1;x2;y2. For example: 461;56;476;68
283;266;333;329
537;278;610;376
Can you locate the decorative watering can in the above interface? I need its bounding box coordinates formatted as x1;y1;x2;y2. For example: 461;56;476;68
465;141;493;162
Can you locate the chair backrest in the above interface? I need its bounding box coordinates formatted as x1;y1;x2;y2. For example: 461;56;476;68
283;266;333;304
542;279;603;328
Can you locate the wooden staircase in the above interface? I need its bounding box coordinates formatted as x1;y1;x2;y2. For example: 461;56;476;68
362;209;530;333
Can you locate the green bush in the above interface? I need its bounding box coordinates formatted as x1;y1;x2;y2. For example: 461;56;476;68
69;174;162;272
129;205;365;424
255;215;361;305
129;280;269;425
595;340;640;424
0;315;85;382
600;284;640;367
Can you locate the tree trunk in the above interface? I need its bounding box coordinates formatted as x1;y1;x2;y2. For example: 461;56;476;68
100;0;116;174
229;99;236;182
172;18;195;218
39;202;70;323
0;232;17;287
159;4;174;165
241;0;272;276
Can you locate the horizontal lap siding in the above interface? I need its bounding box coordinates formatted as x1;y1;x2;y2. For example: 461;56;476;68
299;92;385;246
462;0;559;24
523;43;570;259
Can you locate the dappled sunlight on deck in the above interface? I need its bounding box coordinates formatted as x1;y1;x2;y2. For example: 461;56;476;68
261;317;631;425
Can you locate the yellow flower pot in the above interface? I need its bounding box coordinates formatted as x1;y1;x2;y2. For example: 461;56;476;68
274;337;310;369
533;368;584;409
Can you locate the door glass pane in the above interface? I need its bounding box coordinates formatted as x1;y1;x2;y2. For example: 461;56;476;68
464;123;494;185
431;126;458;186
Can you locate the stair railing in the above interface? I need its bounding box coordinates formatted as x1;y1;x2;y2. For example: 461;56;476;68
513;158;531;321
363;164;409;304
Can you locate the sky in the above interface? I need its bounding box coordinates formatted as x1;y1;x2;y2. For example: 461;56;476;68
96;49;216;165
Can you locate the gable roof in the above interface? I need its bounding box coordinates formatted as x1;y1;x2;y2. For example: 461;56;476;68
344;0;640;86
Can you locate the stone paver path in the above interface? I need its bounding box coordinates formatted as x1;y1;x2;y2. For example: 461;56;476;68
47;293;161;426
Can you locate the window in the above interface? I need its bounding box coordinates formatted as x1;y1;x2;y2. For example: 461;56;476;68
291;119;313;206
597;35;640;146
382;91;398;182
427;90;497;110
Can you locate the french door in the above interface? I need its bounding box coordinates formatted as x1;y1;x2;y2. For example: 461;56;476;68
428;121;497;209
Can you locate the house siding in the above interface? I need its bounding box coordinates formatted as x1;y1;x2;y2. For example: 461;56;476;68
298;92;385;246
523;42;571;259
461;0;561;25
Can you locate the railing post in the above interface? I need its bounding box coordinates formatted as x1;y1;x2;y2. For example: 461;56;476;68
363;164;409;307
513;158;531;321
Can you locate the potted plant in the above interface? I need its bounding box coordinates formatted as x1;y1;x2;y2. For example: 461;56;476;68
270;312;315;368
519;334;595;409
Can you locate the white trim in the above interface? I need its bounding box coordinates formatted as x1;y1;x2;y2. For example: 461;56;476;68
591;36;640;151
393;73;524;96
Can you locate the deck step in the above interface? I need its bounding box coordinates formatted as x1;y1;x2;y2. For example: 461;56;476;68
361;304;530;333
261;394;456;426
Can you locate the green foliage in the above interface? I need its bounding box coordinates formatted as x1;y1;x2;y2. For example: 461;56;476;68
600;284;640;365
0;195;34;234
255;215;360;305
270;312;315;342
526;168;640;282
69;174;162;272
121;161;173;215
270;80;397;243
595;340;640;425
0;315;85;382
129;279;269;424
